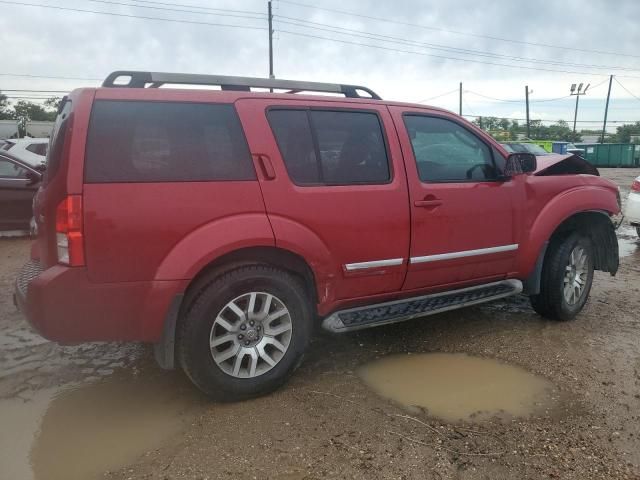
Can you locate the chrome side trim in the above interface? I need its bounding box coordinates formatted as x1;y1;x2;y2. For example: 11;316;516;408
410;244;519;264
344;258;404;271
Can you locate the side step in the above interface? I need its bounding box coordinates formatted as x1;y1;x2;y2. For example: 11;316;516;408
321;279;522;333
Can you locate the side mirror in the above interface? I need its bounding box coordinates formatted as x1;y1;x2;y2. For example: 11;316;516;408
504;153;537;177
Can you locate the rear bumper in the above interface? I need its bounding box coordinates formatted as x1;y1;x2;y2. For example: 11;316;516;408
625;192;640;225
15;260;185;343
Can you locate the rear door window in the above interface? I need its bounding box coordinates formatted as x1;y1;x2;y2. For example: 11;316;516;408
267;109;390;185
0;158;28;178
85;101;255;183
26;143;48;156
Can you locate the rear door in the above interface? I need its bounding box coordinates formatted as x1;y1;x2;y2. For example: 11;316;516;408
389;106;518;290
236;99;410;303
0;155;38;230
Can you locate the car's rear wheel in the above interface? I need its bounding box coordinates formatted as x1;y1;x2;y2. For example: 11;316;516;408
178;265;313;401
636;226;640;237
530;233;594;321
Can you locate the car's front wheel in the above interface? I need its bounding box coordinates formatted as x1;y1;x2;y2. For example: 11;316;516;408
178;265;313;401
530;233;594;321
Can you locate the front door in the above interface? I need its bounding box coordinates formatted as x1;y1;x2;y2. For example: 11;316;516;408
389;107;518;290
236;99;411;306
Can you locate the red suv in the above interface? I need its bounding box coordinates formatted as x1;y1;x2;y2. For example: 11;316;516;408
15;71;620;400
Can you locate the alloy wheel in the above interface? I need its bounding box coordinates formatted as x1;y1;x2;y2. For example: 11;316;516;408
563;246;589;305
209;292;293;378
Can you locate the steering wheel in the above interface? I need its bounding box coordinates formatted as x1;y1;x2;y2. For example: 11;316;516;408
465;163;487;180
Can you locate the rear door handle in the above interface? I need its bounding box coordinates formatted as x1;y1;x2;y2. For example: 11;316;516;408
256;154;276;180
414;199;443;207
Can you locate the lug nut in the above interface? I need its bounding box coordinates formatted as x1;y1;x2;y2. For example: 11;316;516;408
238;334;244;340
249;320;255;326
240;324;247;330
244;340;250;346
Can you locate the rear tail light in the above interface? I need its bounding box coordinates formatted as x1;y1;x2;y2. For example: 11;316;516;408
632;180;640;193
55;195;85;266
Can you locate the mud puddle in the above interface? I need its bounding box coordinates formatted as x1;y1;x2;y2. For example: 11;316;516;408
358;353;557;422
0;366;204;480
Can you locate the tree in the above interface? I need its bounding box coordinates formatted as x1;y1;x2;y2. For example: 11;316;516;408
44;96;62;112
10;98;60;136
0;91;14;120
611;122;640;143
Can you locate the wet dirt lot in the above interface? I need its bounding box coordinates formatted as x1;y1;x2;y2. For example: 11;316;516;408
1;168;640;480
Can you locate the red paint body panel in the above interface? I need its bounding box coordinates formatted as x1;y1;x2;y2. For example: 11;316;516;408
17;86;621;344
388;106;517;289
16;264;184;342
83;182;269;282
235;98;411;309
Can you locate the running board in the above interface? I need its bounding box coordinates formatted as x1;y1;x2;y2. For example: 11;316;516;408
321;280;523;333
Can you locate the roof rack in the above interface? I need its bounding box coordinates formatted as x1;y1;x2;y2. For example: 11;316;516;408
102;71;381;100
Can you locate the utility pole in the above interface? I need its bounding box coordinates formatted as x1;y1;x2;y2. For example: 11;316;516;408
570;82;590;137
459;82;462;116
268;0;274;79
601;75;613;144
525;85;530;139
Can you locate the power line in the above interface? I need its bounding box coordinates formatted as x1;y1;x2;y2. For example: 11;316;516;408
275;15;640;73
0;72;100;81
82;0;266;21
0;0;268;30
124;0;265;16
277;0;640;60
416;89;458;103
613;78;640;103
0;89;69;93
461;114;636;123
465;90;571;103
4;96;58;99
277;29;624;78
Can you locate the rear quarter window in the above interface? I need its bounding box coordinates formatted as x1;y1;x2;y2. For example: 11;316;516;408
44;99;72;183
84;101;255;183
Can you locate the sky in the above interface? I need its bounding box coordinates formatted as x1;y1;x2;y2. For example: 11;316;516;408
1;0;639;132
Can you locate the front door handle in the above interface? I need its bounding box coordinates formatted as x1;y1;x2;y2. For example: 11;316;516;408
414;199;443;208
256;154;276;180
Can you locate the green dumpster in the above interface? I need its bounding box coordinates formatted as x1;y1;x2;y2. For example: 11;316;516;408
574;143;636;167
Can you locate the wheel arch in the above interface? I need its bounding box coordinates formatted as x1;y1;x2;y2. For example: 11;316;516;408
522;210;619;295
154;245;321;370
182;245;319;311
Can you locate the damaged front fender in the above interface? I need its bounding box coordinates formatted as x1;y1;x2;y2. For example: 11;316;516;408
534;154;599;176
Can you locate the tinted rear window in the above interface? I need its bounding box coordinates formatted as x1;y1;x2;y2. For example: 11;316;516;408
43;98;72;183
85;101;255;183
267;109;390;185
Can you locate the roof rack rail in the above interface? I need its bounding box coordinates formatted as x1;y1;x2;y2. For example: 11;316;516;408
102;71;381;100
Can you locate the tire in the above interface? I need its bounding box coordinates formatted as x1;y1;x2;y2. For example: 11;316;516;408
178;265;313;401
530;233;594;321
636;226;640;238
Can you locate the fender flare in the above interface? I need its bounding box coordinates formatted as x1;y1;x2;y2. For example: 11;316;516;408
518;186;618;280
154;213;275;281
267;214;338;305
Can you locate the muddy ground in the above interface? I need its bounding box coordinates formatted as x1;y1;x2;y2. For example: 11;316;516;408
1;168;639;480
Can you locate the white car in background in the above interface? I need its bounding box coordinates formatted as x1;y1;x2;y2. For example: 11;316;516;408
0;137;48;170
625;175;640;236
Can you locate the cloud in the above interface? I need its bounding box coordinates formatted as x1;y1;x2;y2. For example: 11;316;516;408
1;0;639;126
